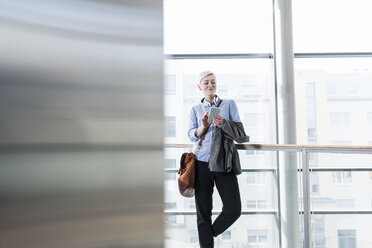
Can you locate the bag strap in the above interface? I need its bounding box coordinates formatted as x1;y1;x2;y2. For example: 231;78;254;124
194;99;223;154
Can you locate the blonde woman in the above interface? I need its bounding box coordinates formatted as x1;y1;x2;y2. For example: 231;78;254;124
188;71;248;248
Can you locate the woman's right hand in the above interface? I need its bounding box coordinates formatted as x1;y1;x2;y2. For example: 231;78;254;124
201;111;209;128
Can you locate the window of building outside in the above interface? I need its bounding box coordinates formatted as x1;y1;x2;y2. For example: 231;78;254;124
306;83;318;144
367;113;372;125
247;230;268;245
247;200;256;209
189;230;198;243
245;113;267;143
311;173;319;194
325;80;358;98
309;153;318;167
218;84;228;96
164;173;176;181
346;83;358;96
246;172;266;185
247;200;267;209
165;202;177;210
330;112;351;126
311;216;326;248
166;215;177;225
164;75;176;94
165;159;176;168
332;171;352;184
165;116;176;137
245;113;266;128
336;199;355;209
242;84;262;99
246;150;265;156
184;81;199;99
337;230;356;248
327;82;337;96
222;231;231;240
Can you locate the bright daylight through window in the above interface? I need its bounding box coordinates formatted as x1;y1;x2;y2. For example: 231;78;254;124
164;0;372;247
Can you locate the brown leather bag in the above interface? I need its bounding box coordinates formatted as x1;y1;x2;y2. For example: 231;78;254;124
178;100;222;198
178;129;209;198
178;152;196;197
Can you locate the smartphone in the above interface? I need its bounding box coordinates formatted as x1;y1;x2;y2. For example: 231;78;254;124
208;107;221;124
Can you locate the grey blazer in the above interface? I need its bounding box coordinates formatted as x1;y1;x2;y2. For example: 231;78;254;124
209;120;249;175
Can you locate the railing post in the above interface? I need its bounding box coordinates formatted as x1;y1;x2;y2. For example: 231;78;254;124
302;149;312;248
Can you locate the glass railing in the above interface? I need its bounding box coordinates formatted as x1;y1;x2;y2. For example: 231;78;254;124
164;144;372;248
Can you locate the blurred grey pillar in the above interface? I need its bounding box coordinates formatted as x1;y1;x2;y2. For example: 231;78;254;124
0;1;163;248
273;0;300;247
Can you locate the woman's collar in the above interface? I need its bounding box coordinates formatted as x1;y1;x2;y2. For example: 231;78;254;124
201;95;220;106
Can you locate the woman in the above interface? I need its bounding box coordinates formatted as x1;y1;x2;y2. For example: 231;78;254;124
188;70;248;248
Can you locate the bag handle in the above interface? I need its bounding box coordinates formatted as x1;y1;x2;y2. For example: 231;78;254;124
194;99;222;154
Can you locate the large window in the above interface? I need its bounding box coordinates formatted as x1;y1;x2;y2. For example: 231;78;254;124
293;0;372;53
164;0;273;54
164;1;276;247
165;0;372;248
338;230;356;248
164;58;276;144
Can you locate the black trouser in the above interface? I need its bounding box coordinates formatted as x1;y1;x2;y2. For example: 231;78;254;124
194;160;241;248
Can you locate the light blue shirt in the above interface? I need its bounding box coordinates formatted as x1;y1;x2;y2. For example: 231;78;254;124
188;97;241;162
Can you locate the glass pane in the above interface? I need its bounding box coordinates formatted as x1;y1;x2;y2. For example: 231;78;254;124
293;0;372;52
300;152;372;247
241;171;277;210
294;58;372;146
309;152;372;170
164;58;276;144
239;149;278;169
164;147;281;247
308;169;372;210
310;215;372;248
164;148;279;211
165;215;279;247
164;0;273;54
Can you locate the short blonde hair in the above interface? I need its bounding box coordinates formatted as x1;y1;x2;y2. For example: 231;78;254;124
198;70;215;84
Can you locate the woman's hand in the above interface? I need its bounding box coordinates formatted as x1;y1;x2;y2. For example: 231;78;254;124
213;114;224;128
201;111;209;128
195;112;209;137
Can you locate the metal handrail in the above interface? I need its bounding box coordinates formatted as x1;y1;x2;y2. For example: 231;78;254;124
165;143;372;248
165;143;372;151
165;209;278;215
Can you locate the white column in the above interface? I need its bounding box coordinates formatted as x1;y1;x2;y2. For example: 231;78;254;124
273;0;300;247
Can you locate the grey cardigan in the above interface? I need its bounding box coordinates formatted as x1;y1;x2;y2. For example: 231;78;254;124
209;120;249;175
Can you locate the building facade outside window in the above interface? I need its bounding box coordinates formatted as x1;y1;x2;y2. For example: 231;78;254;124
247;200;267;209
247;229;268;245
332;171;352;184
338;230;356;248
246;172;266;185
330;112;351;126
165;116;176;137
164;75;177;95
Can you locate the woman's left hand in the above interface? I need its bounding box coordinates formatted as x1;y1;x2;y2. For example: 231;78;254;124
213;114;224;128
